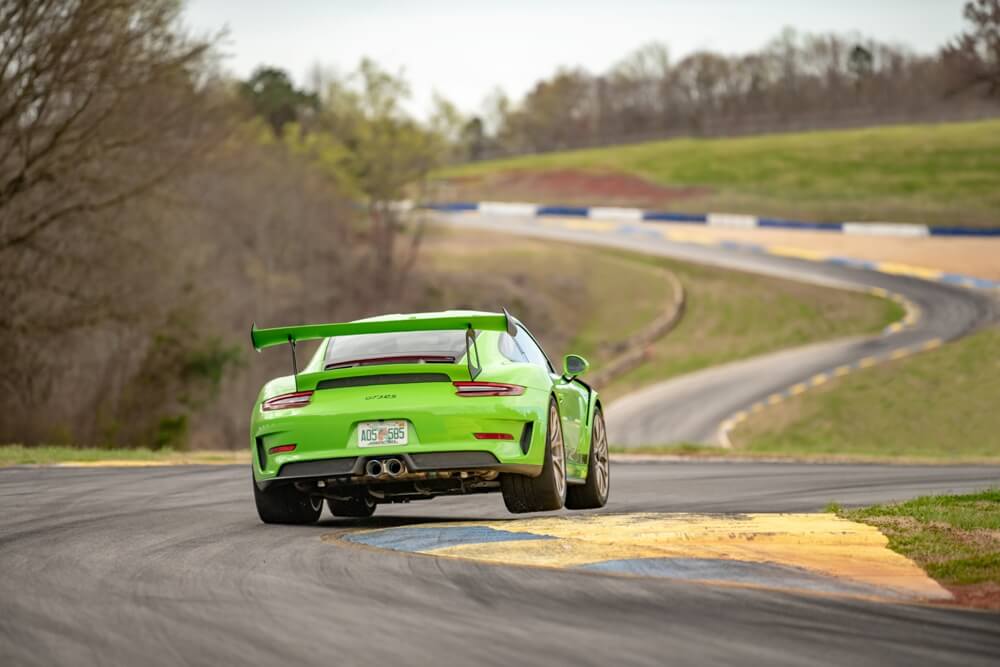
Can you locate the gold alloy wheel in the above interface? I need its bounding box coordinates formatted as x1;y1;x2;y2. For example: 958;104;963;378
592;411;609;501
550;402;566;500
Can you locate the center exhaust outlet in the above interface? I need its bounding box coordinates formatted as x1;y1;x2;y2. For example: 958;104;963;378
365;459;383;477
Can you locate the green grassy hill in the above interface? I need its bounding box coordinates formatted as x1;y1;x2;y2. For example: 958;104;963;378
732;327;1000;463
439;119;1000;227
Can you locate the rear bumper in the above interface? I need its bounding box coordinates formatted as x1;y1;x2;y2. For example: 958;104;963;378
250;386;550;484
256;451;540;490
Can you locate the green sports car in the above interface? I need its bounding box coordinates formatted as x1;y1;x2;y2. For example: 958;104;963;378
249;310;609;522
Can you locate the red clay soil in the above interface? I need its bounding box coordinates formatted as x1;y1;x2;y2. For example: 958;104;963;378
939;583;1000;611
441;169;710;208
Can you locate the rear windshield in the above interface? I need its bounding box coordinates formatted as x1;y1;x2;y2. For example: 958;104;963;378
323;330;469;369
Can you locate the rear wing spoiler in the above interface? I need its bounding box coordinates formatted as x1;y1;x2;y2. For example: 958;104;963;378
250;310;517;384
251;311;516;350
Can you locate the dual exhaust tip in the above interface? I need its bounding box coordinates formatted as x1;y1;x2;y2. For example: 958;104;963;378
365;457;405;478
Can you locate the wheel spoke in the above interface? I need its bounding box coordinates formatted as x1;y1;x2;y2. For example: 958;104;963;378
594;414;609;498
550;404;565;498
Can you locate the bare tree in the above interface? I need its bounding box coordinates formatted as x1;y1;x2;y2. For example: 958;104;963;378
942;0;1000;96
0;0;230;444
0;6;447;449
470;15;1000;159
306;59;441;300
0;0;224;252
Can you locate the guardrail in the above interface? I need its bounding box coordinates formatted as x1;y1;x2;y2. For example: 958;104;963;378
424;201;1000;238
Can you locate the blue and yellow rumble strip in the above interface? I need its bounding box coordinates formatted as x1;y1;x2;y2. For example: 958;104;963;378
429;202;1000;290
345;525;552;552
427;201;1000;241
341;513;951;603
600;218;1000;290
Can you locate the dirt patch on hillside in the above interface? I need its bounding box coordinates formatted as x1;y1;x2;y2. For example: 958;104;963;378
941;582;1000;610
439;169;710;208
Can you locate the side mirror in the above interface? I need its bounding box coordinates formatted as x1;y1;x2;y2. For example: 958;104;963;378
563;354;589;379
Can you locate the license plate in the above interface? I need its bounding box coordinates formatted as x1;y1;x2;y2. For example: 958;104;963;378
357;420;408;447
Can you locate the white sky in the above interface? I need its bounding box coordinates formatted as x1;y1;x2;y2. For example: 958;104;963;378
183;0;968;117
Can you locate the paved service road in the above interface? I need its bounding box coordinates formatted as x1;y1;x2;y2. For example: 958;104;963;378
1;463;998;667
434;213;997;445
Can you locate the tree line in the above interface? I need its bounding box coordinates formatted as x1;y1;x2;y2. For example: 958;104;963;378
0;1;442;449
448;0;1000;159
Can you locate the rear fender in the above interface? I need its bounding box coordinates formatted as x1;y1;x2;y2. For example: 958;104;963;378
569;378;600;464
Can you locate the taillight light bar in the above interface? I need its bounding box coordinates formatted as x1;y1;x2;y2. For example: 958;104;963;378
453;381;525;397
261;391;314;411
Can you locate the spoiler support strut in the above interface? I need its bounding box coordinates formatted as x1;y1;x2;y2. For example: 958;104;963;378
465;325;482;380
288;335;298;391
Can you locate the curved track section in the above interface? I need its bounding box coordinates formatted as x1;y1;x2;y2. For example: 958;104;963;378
432;212;996;445
1;465;999;666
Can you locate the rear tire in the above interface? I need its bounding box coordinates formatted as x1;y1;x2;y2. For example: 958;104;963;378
501;397;567;513
566;406;610;510
327;494;377;518
253;478;323;524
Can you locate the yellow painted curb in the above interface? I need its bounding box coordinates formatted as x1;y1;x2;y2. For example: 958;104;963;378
561;219;616;233
38;453;251;468
347;513;951;602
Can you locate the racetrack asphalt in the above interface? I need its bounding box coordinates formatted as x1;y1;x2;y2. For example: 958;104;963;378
3;213;998;666
433;212;997;445
1;462;999;667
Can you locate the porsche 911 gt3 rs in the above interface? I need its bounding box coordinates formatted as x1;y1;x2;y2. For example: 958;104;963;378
249;310;609;522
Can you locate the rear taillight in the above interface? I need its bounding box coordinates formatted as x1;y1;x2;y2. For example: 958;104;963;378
453;381;525;397
261;391;314;411
268;444;297;454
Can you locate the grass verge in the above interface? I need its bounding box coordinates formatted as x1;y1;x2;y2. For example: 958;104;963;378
0;445;249;467
609;443;723;457
605;446;987;464
839;490;1000;609
438;119;1000;227
731;327;1000;463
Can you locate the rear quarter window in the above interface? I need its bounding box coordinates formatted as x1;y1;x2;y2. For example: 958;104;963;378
498;333;528;362
513;326;553;371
